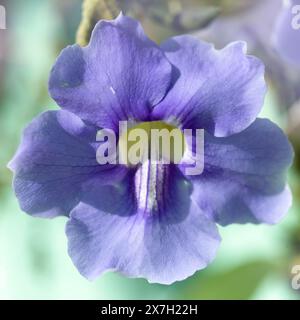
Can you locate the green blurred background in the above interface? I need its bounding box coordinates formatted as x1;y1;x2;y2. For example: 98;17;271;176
0;0;300;299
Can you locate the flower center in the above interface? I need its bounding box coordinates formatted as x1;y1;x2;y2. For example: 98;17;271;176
118;121;186;166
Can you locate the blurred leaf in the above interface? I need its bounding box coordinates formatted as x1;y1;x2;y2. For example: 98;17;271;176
76;0;120;46
184;261;274;300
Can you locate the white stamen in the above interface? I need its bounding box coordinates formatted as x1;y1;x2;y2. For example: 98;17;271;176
135;161;166;214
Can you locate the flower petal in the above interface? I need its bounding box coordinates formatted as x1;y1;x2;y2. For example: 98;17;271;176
8;110;126;218
190;118;293;225
152;36;266;137
49;14;172;131
196;0;300;112
66;165;220;284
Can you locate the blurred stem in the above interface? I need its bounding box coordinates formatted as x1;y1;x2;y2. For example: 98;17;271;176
76;0;120;46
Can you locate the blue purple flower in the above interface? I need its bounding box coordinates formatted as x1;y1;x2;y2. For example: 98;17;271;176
274;0;300;66
9;14;293;284
197;0;300;110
